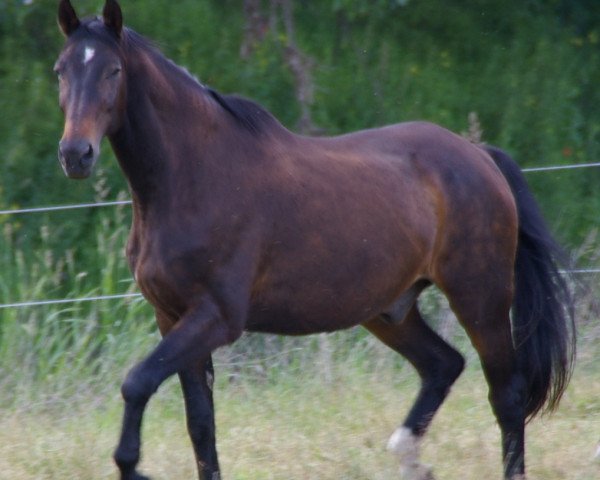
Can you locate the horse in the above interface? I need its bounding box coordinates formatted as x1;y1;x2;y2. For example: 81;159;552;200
55;1;575;479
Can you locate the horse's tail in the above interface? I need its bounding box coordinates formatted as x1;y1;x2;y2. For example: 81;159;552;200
483;145;576;420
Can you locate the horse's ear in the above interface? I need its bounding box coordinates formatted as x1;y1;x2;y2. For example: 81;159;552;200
103;0;123;37
58;0;80;37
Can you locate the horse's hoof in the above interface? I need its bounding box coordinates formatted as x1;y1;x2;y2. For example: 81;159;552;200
121;472;150;480
387;427;435;480
133;474;150;480
388;427;419;459
400;463;435;480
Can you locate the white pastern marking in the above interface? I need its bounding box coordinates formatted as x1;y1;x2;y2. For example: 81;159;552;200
83;47;96;66
388;427;435;479
387;426;417;455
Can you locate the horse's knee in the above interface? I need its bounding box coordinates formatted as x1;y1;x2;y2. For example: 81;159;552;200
121;364;159;406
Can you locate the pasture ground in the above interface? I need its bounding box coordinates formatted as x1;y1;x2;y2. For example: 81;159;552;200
1;349;598;480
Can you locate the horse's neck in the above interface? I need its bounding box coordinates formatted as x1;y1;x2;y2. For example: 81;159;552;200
109;54;217;211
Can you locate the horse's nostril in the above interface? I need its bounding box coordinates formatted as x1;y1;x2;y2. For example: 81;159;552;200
80;144;95;169
59;140;93;163
58;139;96;178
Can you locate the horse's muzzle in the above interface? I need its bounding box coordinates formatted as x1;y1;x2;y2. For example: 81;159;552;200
58;139;96;179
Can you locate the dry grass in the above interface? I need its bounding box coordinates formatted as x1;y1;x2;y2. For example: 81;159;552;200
1;360;598;480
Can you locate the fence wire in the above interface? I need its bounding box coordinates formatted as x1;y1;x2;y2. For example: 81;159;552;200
0;293;143;310
0;199;132;216
522;161;600;173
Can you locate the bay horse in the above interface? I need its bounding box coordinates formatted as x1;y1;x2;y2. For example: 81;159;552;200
55;1;575;479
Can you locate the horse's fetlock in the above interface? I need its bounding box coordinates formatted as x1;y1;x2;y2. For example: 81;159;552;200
114;446;139;473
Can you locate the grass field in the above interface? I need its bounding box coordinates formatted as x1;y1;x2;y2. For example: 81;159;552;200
1;338;599;480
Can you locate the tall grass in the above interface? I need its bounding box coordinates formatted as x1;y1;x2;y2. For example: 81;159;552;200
0;186;156;407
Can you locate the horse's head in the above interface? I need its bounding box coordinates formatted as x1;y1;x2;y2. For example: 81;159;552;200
55;0;125;179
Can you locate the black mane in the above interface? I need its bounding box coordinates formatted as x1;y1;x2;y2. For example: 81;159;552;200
206;89;282;135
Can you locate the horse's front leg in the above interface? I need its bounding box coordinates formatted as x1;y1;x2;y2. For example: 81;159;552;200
179;356;220;480
113;296;239;480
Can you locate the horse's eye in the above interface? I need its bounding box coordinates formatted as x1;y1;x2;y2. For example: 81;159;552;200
108;67;122;78
54;67;63;79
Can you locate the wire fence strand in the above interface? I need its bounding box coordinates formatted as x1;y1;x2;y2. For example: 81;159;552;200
522;162;600;173
0;199;132;216
0;293;143;310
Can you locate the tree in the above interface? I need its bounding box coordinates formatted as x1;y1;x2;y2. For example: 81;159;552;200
241;0;318;133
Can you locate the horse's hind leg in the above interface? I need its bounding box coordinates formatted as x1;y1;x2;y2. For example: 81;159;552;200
179;356;220;480
441;278;526;480
364;304;465;480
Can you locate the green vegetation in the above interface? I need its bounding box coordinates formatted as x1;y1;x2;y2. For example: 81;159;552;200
0;1;599;478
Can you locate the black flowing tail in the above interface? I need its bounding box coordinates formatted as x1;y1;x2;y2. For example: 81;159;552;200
484;145;576;420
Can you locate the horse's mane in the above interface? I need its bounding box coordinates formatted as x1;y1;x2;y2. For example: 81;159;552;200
206;89;282;135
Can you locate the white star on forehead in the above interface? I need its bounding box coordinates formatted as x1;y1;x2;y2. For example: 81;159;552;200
83;46;96;65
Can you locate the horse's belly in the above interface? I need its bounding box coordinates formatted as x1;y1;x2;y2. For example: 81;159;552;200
244;231;431;335
245;299;372;335
244;265;410;335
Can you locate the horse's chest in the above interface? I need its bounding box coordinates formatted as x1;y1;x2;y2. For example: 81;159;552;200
129;239;201;316
133;254;181;314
